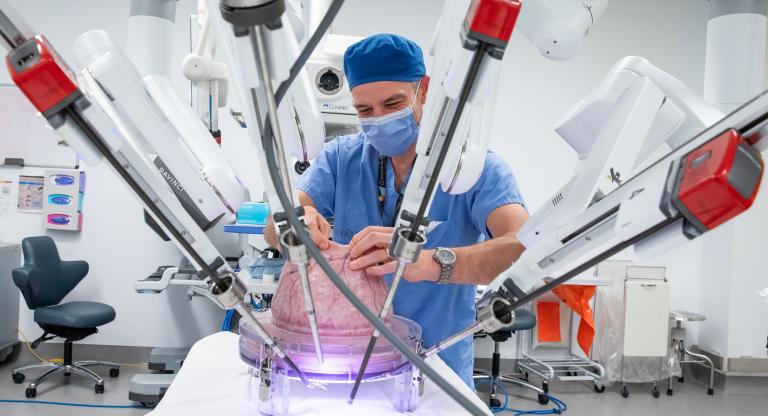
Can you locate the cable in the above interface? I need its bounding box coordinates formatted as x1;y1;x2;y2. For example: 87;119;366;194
473;379;567;415
0;399;144;409
474;378;509;413
115;362;149;369
17;328;149;369
16;328;57;363
221;309;236;331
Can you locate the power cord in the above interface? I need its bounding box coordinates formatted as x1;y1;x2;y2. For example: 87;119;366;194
7;330;151;409
0;399;145;409
474;379;568;415
221;309;236;331
16;328;148;368
16;328;57;363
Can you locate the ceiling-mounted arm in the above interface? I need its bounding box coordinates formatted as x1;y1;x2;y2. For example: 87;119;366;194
127;0;176;78
517;0;608;61
557;56;724;162
183;0;230;137
518;57;726;259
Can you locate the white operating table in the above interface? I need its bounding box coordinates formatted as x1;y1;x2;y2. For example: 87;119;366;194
148;332;492;416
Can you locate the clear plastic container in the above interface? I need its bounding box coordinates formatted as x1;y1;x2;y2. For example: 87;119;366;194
239;312;423;415
237;202;270;225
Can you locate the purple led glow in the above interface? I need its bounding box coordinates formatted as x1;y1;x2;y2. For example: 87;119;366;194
239;314;422;383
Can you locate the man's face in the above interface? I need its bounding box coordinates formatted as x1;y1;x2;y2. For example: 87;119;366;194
351;76;430;124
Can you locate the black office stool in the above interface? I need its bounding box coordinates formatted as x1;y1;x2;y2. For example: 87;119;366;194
11;237;119;398
474;309;549;406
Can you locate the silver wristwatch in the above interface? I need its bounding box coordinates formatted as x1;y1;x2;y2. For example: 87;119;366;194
433;247;456;284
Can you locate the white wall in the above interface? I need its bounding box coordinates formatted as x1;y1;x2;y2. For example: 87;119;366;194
2;0;764;358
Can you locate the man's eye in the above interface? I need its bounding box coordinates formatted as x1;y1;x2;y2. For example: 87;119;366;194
385;102;402;108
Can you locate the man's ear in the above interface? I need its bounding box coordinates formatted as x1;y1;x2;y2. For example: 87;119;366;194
420;75;430;104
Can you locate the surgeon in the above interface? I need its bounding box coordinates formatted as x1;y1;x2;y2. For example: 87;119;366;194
265;33;529;387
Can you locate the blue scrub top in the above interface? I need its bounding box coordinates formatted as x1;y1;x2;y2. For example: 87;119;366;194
296;132;525;387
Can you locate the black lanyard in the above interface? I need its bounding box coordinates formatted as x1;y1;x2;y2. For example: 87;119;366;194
377;155;405;227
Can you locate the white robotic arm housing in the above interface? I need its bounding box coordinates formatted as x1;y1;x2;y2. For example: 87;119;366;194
518;0;608;60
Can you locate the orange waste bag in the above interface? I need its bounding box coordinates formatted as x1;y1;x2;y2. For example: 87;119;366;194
536;301;562;343
552;285;597;356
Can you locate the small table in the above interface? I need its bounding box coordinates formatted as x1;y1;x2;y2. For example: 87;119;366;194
223;223;265;234
667;310;715;396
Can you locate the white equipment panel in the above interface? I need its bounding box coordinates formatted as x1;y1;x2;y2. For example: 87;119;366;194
622;279;669;357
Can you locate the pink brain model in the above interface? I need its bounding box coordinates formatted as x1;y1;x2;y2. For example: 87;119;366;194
271;241;393;337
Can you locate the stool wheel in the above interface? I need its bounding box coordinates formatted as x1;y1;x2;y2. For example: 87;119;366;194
25;387;36;398
593;383;605;393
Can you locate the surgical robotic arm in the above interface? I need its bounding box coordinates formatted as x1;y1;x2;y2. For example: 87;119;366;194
0;0;318;388
417;60;768;362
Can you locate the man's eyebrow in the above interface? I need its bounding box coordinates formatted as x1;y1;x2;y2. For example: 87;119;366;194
383;93;407;103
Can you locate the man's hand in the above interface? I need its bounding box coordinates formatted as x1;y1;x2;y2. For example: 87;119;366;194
303;205;331;250
349;226;440;282
349;226;394;275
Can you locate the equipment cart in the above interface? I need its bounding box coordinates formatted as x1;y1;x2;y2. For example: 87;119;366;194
517;276;611;393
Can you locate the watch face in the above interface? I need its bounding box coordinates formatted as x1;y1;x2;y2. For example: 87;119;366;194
437;248;456;265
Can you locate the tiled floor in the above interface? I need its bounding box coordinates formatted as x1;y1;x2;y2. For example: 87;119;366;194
2;349;767;416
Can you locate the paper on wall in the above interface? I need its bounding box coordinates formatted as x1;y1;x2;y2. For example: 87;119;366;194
0;179;12;217
17;175;44;212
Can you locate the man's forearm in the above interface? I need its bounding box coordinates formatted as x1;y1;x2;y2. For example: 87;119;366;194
451;235;525;285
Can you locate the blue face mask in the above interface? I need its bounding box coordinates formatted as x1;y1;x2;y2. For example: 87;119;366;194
360;84;420;156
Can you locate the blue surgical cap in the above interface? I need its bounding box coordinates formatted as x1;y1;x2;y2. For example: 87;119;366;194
343;34;426;90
